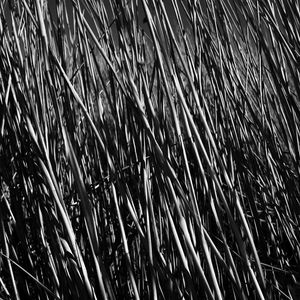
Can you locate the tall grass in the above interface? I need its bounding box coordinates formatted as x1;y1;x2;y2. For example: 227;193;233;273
1;0;300;299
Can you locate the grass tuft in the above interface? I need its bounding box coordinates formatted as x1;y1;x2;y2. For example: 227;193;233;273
1;0;300;299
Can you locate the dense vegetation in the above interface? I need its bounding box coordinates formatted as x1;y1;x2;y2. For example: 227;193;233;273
1;0;300;299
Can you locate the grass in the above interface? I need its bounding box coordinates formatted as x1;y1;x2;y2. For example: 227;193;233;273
1;0;300;299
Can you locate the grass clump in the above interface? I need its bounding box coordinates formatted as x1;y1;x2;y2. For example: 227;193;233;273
1;0;300;299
